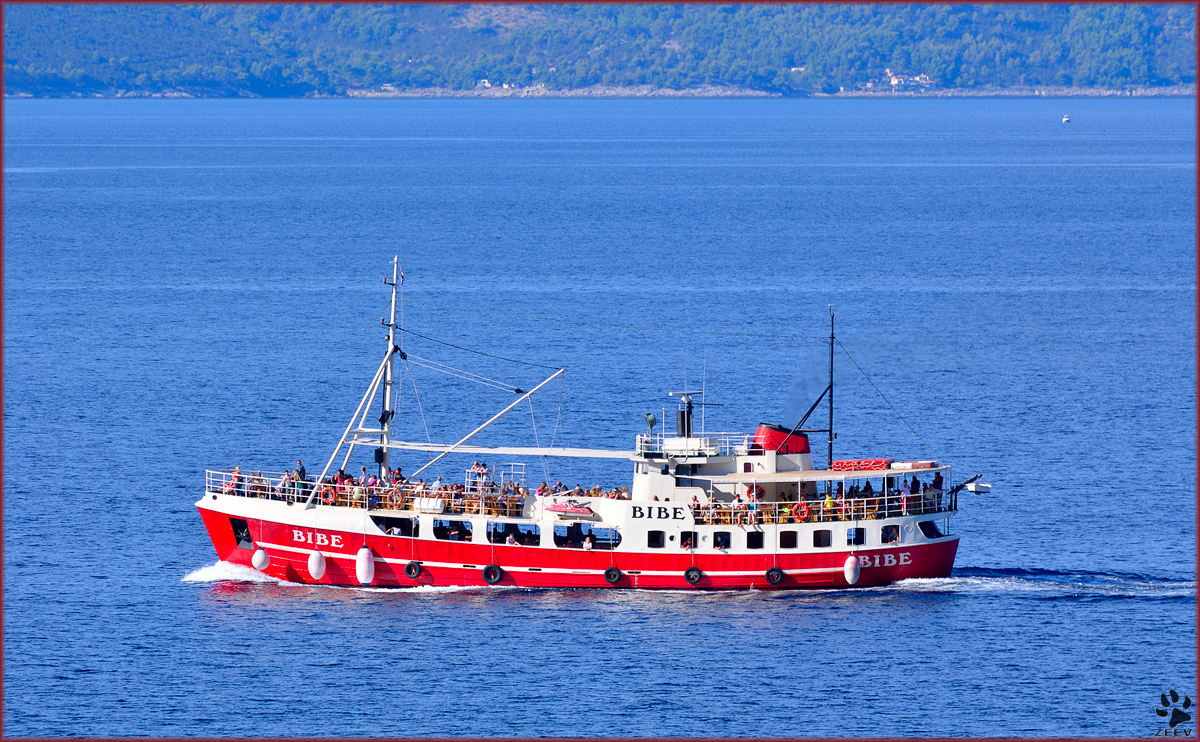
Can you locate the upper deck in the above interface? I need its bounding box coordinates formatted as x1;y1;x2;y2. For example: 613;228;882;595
204;463;958;526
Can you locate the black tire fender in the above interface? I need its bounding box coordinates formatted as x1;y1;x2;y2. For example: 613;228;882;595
404;561;422;580
766;567;784;585
684;566;703;585
482;564;504;585
604;566;622;585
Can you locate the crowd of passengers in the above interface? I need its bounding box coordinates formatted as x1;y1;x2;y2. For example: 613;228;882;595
223;459;635;512
690;472;947;524
222;461;944;521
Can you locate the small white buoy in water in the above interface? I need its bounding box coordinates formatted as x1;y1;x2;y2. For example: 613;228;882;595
251;546;269;571
308;550;326;581
843;554;861;585
355;545;375;585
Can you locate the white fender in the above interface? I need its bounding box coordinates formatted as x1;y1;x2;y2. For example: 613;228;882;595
843;554;861;586
308;550;326;581
355;545;375;585
251;546;270;571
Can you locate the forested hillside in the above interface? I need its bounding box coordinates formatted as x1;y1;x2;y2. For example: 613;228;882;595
5;4;1195;97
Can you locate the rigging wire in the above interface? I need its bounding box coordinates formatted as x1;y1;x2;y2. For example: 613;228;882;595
234;316;377;466
835;338;939;459
528;397;551;483
405;354;521;393
399;299;827;342
553;373;575;485
403;356;446;481
398;326;561;370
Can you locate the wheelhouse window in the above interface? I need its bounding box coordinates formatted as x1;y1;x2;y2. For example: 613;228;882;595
432;519;472;542
713;531;731;549
779;530;798;549
372;516;419;538
555;523;620;550
489;522;540;546
881;524;900;544
229;518;254;550
917;520;944;539
647;530;666;549
746;531;764;549
846;527;865;546
813;529;832;548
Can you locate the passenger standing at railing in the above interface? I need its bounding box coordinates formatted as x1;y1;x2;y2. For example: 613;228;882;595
295;460;306;482
860;479;877;517
732;496;747;526
277;470;293;499
232;466;244;496
931;471;944;491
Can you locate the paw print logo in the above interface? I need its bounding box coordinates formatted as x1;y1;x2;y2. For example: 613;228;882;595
1156;690;1193;728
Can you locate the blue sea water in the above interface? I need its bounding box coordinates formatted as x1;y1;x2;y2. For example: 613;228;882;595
4;97;1195;737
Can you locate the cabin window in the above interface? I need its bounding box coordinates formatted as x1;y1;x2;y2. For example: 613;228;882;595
488;522;540;546
555;523;620;550
229;518;254;550
779;530;798;549
813;529;832;548
713;531;731;549
744;463;753;473
680;531;698;549
881;525;900;544
372;516;419;538
432;519;472;542
647;530;665;549
746;531;764;549
917;520;944;539
846;527;865;546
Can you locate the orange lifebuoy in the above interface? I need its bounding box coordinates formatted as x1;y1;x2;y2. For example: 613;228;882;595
320;486;336;505
792;502;809;522
746;484;764;498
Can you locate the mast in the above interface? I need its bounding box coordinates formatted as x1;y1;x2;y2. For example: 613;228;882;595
828;305;834;468
380;256;399;477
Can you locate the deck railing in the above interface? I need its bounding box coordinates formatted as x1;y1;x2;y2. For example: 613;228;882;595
204;470;953;522
636;431;753;457
688;492;950;525
205;469;530;516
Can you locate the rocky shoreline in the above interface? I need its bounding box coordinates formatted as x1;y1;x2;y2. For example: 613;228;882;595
341;83;1197;99
8;83;1194;99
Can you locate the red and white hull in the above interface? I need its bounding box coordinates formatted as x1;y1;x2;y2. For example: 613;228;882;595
197;491;959;590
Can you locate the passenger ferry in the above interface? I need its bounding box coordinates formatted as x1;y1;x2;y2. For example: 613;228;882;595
197;259;968;590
